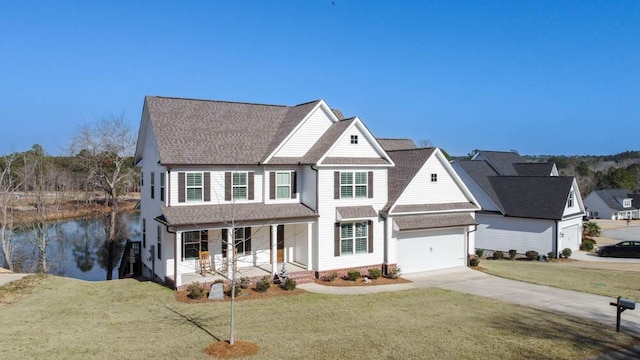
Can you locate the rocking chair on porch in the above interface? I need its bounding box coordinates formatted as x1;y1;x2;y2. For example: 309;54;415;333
199;251;213;275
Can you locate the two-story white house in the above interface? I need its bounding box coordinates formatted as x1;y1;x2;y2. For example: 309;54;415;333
134;96;479;289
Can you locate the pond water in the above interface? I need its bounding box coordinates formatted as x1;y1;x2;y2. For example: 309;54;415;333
0;212;140;281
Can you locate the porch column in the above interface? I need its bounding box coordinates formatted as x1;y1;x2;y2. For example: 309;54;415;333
175;230;182;288
306;222;313;270
226;228;233;279
271;224;278;276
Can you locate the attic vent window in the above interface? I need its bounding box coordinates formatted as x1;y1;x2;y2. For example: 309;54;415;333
431;173;438;182
350;135;358;144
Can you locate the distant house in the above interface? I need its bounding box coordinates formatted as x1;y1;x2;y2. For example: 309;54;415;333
451;150;585;256
134;96;480;289
583;189;640;220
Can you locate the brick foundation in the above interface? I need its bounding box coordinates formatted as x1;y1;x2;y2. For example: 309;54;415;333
315;263;398;281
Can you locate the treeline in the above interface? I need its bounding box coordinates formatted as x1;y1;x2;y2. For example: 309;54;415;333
0;144;140;197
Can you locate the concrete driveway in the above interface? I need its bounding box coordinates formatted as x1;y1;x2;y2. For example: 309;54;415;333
0;273;28;287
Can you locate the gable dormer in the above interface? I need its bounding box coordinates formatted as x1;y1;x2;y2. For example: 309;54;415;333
622;197;633;208
562;180;585;217
321;118;390;162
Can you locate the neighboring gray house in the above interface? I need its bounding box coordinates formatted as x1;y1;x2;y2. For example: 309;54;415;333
451;150;585;257
583;189;640;220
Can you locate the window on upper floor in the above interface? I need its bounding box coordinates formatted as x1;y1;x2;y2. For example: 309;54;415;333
182;230;208;261
623;199;632;208
431;173;438;182
276;172;291;199
350;135;358;144
567;191;574;207
233;172;248;200
160;173;165;201
341;171;368;198
150;172;155;199
186;173;203;202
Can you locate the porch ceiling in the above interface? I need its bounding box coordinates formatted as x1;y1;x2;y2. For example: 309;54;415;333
159;203;318;228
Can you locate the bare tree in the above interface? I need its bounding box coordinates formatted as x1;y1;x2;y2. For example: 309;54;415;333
69;115;136;280
0;153;29;271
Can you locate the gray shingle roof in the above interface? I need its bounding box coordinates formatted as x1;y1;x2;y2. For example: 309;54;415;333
145;96;321;165
489;176;575;219
394;213;476;231
384;148;436;211
336;206;378;220
592;189;638;211
392;202;478;214
476;150;523;175
298;119;355;164
377;138;417;151
513;163;555;176
159;203;318;228
454;160;502;209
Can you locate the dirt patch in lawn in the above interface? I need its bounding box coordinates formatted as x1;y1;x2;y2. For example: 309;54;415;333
176;285;306;303
313;276;411;287
205;340;259;359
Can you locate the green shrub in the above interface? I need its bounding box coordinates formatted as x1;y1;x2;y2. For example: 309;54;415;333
581;238;596;251
326;272;338;282
508;249;517;260
227;284;241;297
583;221;602;237
493;251;504;260
469;257;480;267
239;277;250;289
187;282;205;300
368;268;382;280
255;276;271;293
386;267;401;279
347;270;361;281
547;251;557;259
561;248;572;258
281;278;297;291
475;249;484;257
525;250;539;261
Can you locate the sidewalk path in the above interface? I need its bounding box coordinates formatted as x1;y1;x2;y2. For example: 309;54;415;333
0;273;29;287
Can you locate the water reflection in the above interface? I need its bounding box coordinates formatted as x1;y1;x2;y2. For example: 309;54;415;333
0;212;140;281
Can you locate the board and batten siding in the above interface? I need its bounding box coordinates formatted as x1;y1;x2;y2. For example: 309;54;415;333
273;106;334;158
168;167;264;206
315;167;388;272
394;155;469;206
325;124;381;159
475;213;555;255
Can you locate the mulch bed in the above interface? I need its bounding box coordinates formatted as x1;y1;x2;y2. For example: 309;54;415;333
205;340;259;359
313;276;411;287
176;285;306;303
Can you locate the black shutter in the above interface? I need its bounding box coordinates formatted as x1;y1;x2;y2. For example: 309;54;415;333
178;172;185;203
248;172;255;200
245;227;252;253
222;229;228;258
201;230;208;252
334;171;340;199
270;172;276;200
368;220;373;253
224;172;231;201
204;172;211;202
291;171;297;199
334;223;341;257
368;171;374;198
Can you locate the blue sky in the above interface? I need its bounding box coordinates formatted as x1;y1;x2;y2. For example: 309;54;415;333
1;1;639;157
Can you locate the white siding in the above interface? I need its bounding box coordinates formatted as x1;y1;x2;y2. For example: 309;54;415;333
315;167;388;271
395;155;469;206
558;215;583;252
476;213;555;255
289;223;309;266
562;184;582;217
300;166;317;210
325;124;381;159
273;106;334;157
583;192;615;220
451;161;501;211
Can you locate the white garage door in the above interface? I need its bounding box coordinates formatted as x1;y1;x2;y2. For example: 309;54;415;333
560;225;580;251
397;228;466;274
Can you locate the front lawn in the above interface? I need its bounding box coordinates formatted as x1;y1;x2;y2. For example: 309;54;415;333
481;260;640;300
0;275;636;359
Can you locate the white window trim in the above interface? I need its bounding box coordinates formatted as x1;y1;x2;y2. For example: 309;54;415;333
623;199;632;208
232;171;248;201
186;172;204;202
340;222;368;255
340;171;368;199
275;171;291;200
567;191;574;207
350;135;358;144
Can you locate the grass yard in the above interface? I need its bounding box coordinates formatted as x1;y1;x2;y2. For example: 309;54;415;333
481;260;640;300
0;275;636;360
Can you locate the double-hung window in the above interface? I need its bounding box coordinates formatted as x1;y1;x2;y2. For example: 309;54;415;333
160;173;165;201
222;227;252;257
567;191;574;207
276;172;291;199
233;172;248;200
150;172;155;199
186;173;203;202
340;222;368;255
340;171;367;198
182;230;208;261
